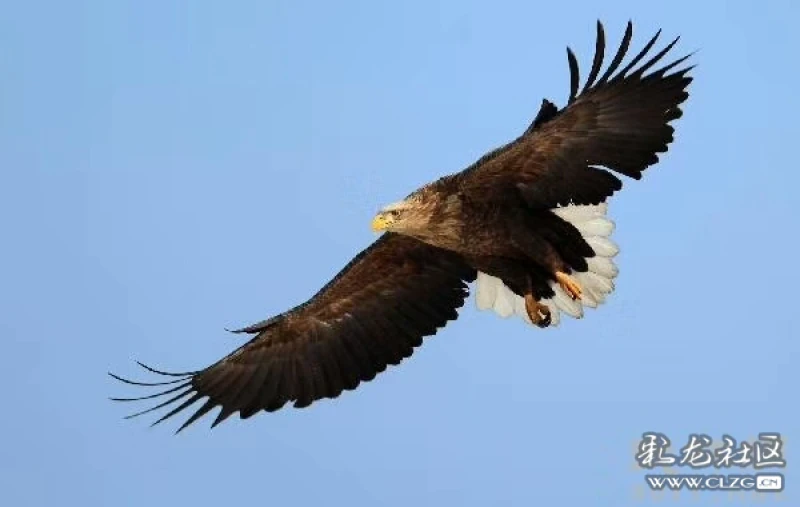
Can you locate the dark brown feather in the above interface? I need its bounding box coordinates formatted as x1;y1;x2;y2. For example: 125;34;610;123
110;234;475;431
582;21;606;93
455;21;693;209
524;99;560;134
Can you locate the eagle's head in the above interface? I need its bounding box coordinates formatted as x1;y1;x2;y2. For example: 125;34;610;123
371;199;426;234
371;185;463;243
371;188;441;235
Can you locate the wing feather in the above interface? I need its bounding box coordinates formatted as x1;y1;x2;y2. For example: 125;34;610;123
110;233;475;431
456;20;694;209
581;21;606;94
597;21;633;85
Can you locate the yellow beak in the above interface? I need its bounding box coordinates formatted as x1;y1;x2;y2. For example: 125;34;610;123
371;214;390;232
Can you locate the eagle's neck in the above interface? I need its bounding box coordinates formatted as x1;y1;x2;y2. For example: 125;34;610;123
407;194;465;252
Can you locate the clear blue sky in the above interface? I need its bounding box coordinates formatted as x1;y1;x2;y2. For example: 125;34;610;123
2;1;798;505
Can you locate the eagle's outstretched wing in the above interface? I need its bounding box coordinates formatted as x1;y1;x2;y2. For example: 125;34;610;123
110;233;475;432
456;20;694;208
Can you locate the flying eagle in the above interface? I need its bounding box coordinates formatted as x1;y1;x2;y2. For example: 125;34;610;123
111;21;693;432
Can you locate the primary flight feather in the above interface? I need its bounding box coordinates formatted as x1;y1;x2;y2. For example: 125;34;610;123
111;21;694;432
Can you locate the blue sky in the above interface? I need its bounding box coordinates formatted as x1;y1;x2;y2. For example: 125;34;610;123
2;1;798;505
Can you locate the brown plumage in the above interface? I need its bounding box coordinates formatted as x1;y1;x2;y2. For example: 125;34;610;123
111;20;693;432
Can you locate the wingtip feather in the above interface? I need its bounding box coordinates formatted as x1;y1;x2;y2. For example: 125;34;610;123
566;47;580;103
136;360;195;377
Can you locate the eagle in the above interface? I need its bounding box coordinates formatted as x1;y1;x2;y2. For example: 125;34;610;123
111;21;693;432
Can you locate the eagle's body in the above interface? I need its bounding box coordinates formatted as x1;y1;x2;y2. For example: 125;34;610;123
112;21;694;432
394;180;584;303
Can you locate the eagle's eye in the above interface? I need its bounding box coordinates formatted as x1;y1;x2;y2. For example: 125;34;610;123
389;210;401;218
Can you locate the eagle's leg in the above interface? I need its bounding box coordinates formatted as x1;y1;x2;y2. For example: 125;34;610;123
524;275;551;328
555;271;583;300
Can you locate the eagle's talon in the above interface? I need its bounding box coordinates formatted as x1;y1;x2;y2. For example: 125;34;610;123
524;293;551;328
556;271;582;301
537;307;552;328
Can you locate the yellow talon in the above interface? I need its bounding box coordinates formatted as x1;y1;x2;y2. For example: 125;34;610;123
556;271;582;300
